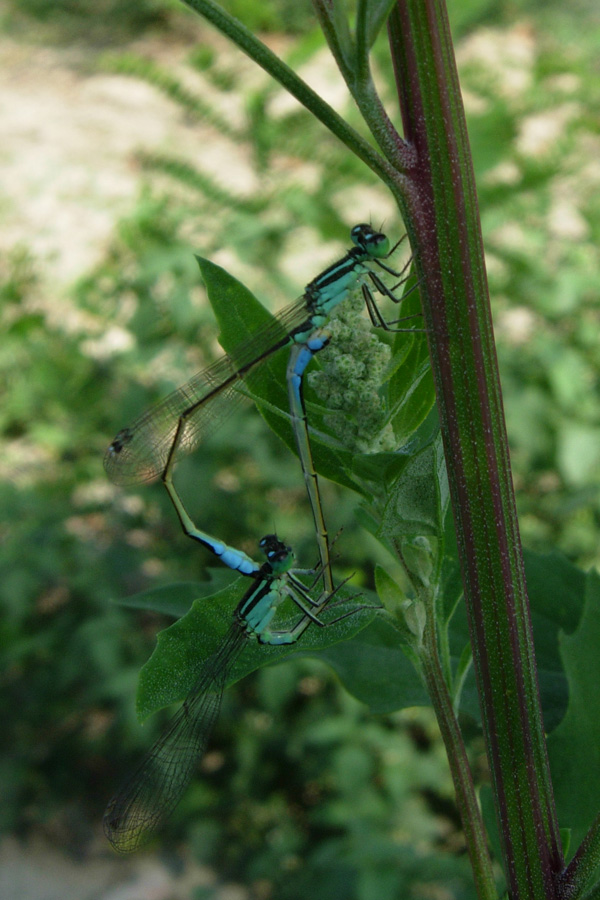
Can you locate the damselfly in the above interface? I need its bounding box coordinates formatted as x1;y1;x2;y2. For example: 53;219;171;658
105;225;416;587
103;535;348;853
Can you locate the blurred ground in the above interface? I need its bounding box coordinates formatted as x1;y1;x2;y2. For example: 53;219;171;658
0;32;258;290
0;834;247;900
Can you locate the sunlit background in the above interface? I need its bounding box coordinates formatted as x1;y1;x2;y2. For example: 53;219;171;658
1;0;598;898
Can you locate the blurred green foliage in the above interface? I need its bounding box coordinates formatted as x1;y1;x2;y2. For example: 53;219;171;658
1;0;175;43
0;1;598;897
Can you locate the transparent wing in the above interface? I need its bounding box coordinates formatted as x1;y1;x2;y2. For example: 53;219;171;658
104;295;310;486
103;625;247;853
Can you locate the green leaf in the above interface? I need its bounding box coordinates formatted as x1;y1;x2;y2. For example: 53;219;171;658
349;446;413;486
560;828;572;863
378;433;448;540
375;565;407;614
390;356;436;445
547;570;600;850
318;615;428;714
330;0;355;67
448;549;587;728
196;254;283;379
525;549;586;731
363;0;398;48
117;571;239;617
353;433;449;598
374;565;424;657
387;280;436;445
136;578;378;721
440;506;463;625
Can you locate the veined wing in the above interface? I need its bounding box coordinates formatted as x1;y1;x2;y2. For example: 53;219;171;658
104;294;311;486
104;624;247;853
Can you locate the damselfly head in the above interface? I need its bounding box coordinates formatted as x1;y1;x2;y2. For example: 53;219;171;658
259;534;294;568
108;428;133;455
350;223;390;259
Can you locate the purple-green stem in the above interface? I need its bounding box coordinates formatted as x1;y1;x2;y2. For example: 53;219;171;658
383;2;563;898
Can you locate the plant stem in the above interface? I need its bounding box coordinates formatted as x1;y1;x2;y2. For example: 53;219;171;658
385;2;563;897
419;602;496;900
560;813;600;900
313;0;414;172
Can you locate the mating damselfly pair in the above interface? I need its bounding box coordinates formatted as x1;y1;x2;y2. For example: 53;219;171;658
103;223;419;851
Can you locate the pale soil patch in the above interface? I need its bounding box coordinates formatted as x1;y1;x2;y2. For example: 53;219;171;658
0;32;259;290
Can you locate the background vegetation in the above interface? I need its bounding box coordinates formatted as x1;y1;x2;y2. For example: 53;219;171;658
0;0;598;897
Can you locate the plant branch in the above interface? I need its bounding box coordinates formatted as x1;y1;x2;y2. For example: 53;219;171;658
311;0;355;82
181;0;399;185
313;0;415;173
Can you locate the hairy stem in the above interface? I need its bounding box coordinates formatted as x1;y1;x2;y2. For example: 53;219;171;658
386;2;562;897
